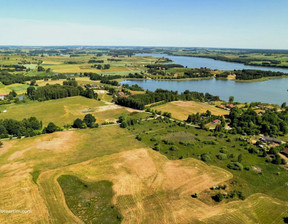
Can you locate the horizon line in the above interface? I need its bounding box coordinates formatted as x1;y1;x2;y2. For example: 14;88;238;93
0;45;288;51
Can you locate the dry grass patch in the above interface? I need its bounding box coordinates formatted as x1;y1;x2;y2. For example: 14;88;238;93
38;148;233;223
154;101;228;121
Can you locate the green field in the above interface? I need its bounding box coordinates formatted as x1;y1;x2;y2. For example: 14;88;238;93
127;119;288;202
58;175;122;224
0;96;134;126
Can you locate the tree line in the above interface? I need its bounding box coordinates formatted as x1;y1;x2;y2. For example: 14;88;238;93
115;89;220;110
27;81;97;101
216;69;287;80
0;113;98;139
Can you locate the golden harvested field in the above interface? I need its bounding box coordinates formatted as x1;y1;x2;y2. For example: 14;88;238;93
154;101;229;121
0;126;287;223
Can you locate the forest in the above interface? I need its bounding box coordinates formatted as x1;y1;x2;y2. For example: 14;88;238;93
229;107;288;136
27;82;97;101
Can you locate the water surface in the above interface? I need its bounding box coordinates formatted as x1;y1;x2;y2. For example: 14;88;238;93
136;53;288;73
121;78;288;105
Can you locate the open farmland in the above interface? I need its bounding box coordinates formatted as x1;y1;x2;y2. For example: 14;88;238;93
154;101;229;121
0;126;287;223
0;96;138;126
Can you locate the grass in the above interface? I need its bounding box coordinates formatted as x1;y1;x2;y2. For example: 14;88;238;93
0;83;29;94
127;119;288;202
0;96;131;126
154;101;229;121
31;169;40;184
58;175;122;224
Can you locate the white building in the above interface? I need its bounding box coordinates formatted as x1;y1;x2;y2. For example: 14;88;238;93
0;94;8;100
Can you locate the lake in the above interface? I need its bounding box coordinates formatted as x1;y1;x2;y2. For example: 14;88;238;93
122;54;288;104
136;53;288;73
121;78;288;105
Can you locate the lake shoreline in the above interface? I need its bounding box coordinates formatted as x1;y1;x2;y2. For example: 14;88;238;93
169;53;288;69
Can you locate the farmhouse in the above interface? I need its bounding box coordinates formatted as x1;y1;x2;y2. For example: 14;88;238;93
226;104;234;109
0;94;8;100
117;91;128;97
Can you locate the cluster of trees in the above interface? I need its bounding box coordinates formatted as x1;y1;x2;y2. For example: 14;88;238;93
100;79;119;86
118;113;141;128
0;64;26;71
27;83;97;101
127;73;146;79
0;113;98;139
107;58;121;62
0;117;42;138
116;89;220;110
64;61;82;64
212;190;245;202
146;64;184;76
91;64;110;69
145;108;172;118
229;107;288;136
234;70;287;80
27;85;80;101
84;73;121;82
146;64;184;69
183;68;213;78
181;90;220;102
189;54;287;67
215;71;230;79
0;71;44;85
73;114;98;129
122;84;144;91
43;122;60;134
88;59;104;63
186;110;225;129
63;79;78;87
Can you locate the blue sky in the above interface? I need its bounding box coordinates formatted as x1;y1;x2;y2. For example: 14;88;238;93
0;0;287;48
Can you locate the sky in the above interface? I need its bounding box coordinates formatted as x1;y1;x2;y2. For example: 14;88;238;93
0;0;287;49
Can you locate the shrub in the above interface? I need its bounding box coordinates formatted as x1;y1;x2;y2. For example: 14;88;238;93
120;122;128;128
73;118;86;129
201;153;211;162
153;146;160;151
212;193;224;202
216;153;228;160
150;137;157;142
227;162;244;171
83;114;96;128
44;122;59;133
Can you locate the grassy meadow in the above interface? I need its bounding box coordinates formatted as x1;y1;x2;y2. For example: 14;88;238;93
0;96;135;126
154;101;229;121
